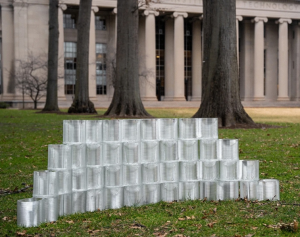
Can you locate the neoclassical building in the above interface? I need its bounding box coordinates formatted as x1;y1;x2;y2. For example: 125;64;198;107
0;0;300;108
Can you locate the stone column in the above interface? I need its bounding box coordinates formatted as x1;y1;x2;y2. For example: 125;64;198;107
191;16;202;101
142;10;159;101
57;4;67;100
236;16;243;68
252;17;267;101
89;6;99;101
277;18;292;101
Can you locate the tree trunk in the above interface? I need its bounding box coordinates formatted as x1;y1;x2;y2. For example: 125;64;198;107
34;100;37;109
43;0;59;112
193;0;254;127
104;0;151;117
68;0;97;113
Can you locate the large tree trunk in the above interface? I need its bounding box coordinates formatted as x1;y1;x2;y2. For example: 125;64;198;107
68;0;97;113
43;0;59;112
104;0;150;117
193;0;254;127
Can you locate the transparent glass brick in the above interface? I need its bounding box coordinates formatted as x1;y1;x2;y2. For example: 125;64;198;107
198;160;219;180
103;142;122;165
86;120;102;143
17;198;44;227
105;165;122;187
70;144;86;169
56;170;72;195
63;120;86;144
140;119;157;140
160;162;179;182
42;196;58;223
160;140;178;162
86;188;104;212
123;142;139;164
142;163;160;184
257;179;280;201
33;170;58;197
121;119;140;142
48;144;71;170
157;118;178;140
72;168;87;191
219;160;239;181
218;139;239;160
178;139;199;161
141;141;159;163
87;167;104;190
105;187;124;209
123;164;141;186
178;118;197;139
72;191;86;214
200;139;218;160
86;143;102;167
124;185;143;207
161;182;179;202
57;193;72;216
200;118;218;139
180;161;198;181
143;184;161;204
102;120;121;141
217;181;239;200
179;181;199;201
240;181;259;200
199;181;218;201
239;160;259;181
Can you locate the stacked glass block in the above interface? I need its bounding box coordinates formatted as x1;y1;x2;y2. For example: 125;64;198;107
17;118;280;227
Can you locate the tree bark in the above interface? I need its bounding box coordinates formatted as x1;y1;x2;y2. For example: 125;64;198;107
104;0;151;117
43;0;60;112
68;0;97;113
193;0;254;127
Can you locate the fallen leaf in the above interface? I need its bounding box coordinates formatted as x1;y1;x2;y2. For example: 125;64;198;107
207;222;217;228
153;232;167;237
213;208;217;213
251;227;258;230
2;216;8;221
245;234;254;237
66;220;74;224
294;168;299;170
16;230;27;236
178;217;186;221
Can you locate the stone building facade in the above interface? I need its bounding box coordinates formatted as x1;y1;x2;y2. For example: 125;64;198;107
0;0;300;108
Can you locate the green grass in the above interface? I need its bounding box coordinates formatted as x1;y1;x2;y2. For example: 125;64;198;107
0;109;299;236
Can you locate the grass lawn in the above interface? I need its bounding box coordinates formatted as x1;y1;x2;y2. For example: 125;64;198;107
0;108;299;236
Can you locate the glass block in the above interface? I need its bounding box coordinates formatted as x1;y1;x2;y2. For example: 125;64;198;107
86;120;102;143
180;161;198;181
160;140;178;162
179;181;199;201
178;118;197;139
43;196;58;223
103;142;122;165
71;144;86;169
178;139;199;161
257;179;280;201
17;198;44;227
240;181;259;200
141;141;159;163
160;162;179;182
157;118;178;140
140;119;157;140
72;168;87;191
218;139;239;160
56;170;72;195
200;118;218;139
102;120;121;141
124;185;143;207
123;164;141;186
143;184;161;204
121;119;140;142
57;193;72;216
198;160;219;180
105;187;124;209
161;182;179;202
33;170;58;197
123;142;139;164
217;181;239;200
200;139;218;160
199;181;218;201
105;165;122;187
239;160;259;181
87;167;104;190
86;188;104;212
48;144;71;170
142;163;160;184
219;161;239;180
63;120;86;144
72;191;86;214
86;143;102;166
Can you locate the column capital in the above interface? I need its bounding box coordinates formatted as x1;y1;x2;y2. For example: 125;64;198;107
58;4;67;11
236;15;243;21
112;8;117;15
13;0;28;8
172;12;188;18
91;6;99;13
143;10;159;16
276;18;292;24
251;17;268;23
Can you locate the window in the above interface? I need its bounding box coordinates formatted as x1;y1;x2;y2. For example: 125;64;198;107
64;13;77;29
96;43;107;95
184;19;192;101
95;16;106;30
64;42;77;94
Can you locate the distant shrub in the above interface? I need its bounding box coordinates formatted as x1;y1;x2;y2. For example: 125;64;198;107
0;102;9;109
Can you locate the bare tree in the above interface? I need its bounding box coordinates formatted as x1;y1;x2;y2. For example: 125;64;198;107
68;0;97;113
193;0;254;127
